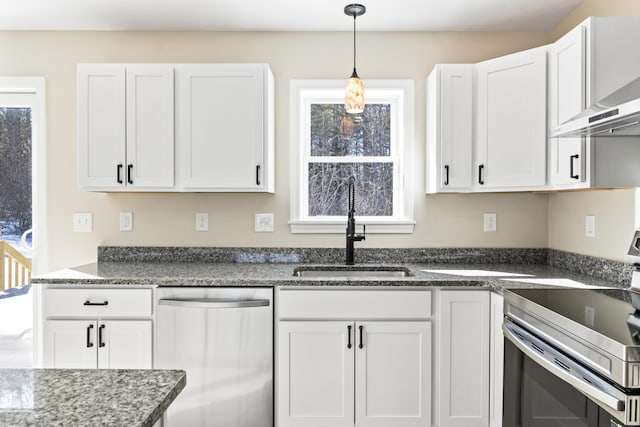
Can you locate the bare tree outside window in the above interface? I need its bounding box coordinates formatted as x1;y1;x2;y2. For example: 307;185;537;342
0;108;32;236
308;104;392;217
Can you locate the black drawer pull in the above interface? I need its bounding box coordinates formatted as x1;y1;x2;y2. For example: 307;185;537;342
478;165;485;185
570;154;579;179
347;325;352;349
117;164;123;184
444;165;450;186
84;300;109;306
86;324;94;348
256;165;261;186
358;325;364;349
98;324;106;348
127;164;134;184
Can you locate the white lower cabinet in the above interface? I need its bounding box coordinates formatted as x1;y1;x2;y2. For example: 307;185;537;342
277;289;432;427
436;290;491;427
43;320;152;369
278;321;354;427
41;286;153;369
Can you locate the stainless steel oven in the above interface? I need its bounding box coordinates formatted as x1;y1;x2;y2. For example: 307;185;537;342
503;287;640;427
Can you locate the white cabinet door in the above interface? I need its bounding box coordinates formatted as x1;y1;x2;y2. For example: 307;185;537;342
97;320;152;369
278;321;354;427
549;24;585;187
125;65;175;189
43;320;97;369
77;64;126;189
78;64;175;191
176;64;274;192
437;291;490;427
476;47;547;189
355;321;431;427
426;65;474;193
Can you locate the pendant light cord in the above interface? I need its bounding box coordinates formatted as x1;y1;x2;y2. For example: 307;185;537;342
353;13;357;72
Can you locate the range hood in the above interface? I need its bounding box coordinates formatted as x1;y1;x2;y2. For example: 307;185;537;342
550;76;640;137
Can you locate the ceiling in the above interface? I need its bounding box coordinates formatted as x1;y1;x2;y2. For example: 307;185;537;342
1;0;585;31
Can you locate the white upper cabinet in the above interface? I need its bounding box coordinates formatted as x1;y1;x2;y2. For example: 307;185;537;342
476;47;547;190
548;24;585;187
77;64;174;191
427;48;547;194
426;64;474;193
77;63;274;192
549;17;640;189
175;64;274;192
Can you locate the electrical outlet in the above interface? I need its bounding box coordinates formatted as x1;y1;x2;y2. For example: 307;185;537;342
196;213;208;232
73;212;93;233
255;213;274;232
484;213;497;232
120;212;133;232
585;215;596;238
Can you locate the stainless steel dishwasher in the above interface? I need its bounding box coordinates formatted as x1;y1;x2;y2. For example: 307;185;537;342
155;287;273;427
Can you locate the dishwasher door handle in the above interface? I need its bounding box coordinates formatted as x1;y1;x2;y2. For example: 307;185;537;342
158;298;270;309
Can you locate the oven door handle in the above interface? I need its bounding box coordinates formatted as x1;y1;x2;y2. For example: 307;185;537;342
503;320;626;413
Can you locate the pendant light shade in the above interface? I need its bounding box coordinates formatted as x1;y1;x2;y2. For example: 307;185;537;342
344;4;366;114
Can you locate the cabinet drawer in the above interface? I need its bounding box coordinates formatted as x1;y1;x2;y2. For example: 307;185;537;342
44;288;153;318
278;289;431;320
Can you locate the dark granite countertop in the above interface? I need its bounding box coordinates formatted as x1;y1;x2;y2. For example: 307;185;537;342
32;261;624;290
0;368;186;427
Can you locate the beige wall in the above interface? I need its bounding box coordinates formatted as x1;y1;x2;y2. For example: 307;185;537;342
2;0;638;271
546;0;640;262
0;30;554;271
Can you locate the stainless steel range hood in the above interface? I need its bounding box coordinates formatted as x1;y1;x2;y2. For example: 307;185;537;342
550;76;640;137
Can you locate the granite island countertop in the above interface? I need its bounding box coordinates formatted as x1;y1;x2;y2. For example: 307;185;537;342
0;368;186;427
31;261;625;290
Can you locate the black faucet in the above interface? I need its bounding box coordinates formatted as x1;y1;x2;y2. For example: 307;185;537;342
346;177;365;265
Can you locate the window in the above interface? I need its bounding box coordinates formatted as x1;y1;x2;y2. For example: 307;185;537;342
290;80;414;233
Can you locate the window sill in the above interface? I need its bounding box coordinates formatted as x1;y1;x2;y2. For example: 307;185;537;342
289;220;415;234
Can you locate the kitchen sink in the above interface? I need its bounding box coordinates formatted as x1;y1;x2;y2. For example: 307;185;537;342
293;266;412;278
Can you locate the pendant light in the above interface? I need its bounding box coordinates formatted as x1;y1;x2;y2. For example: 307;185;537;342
344;3;366;114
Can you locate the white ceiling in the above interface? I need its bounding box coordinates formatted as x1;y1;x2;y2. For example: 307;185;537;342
1;0;585;31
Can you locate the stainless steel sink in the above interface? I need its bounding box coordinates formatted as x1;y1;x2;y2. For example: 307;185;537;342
293;266;412;278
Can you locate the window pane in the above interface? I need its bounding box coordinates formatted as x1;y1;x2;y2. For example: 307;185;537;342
310;104;391;157
308;163;393;216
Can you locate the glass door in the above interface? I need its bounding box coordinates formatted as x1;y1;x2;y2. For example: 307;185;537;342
0;91;36;368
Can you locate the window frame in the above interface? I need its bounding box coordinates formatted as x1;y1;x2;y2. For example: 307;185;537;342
289;79;415;234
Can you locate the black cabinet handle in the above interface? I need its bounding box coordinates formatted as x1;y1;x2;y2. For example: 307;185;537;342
570;154;579;179
444;165;450;186
98;324;106;348
117;164;123;184
86;324;94;348
256;165;261;186
478;165;485;185
127;164;134;184
83;300;109;306
358;325;364;349
347;325;352;349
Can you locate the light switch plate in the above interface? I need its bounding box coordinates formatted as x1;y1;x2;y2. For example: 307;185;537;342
585;215;596;238
73;212;93;233
255;213;274;232
120;212;133;232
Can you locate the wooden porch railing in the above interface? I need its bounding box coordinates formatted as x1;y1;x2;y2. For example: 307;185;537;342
0;240;32;291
